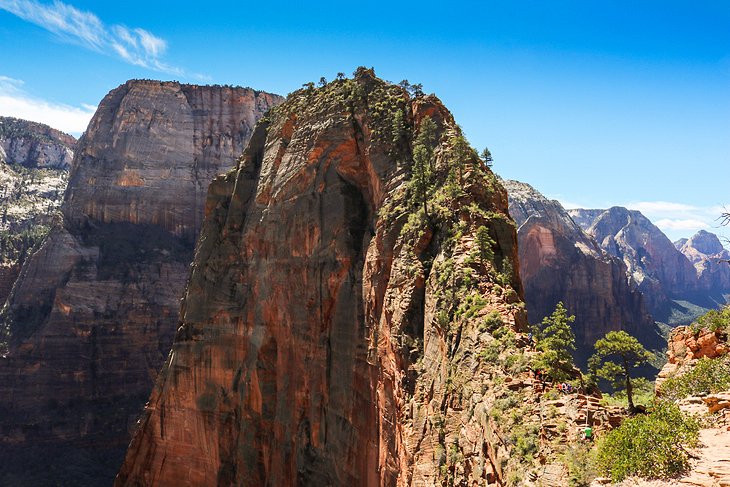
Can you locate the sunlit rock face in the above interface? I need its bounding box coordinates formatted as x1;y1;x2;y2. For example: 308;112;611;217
570;207;726;322
116;71;532;487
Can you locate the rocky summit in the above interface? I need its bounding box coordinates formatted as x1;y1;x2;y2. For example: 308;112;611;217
116;69;537;486
504;180;658;359
0;80;282;486
677;230;730;297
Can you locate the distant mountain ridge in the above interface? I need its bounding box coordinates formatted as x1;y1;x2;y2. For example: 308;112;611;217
678;230;730;296
504;180;659;359
568;208;730;324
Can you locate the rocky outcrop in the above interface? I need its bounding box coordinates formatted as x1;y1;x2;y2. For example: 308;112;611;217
0;116;75;169
0;80;282;486
504;181;658;356
116;70;540;486
655;324;730;487
656;325;729;387
568;207;700;320
678;230;730;295
0;118;75;306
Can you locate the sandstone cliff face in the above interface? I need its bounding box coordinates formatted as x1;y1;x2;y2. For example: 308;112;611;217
504;181;657;356
116;70;537;486
569;207;700;320
0;80;282;486
0;118;75;306
677;230;730;296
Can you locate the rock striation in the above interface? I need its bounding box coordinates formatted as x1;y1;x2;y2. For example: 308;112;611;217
569;207;702;321
116;70;536;486
0;117;76;306
504;180;658;357
0;80;282;486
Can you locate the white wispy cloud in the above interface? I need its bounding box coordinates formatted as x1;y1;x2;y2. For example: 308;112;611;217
0;75;95;136
654;218;710;231
625;200;729;243
0;0;183;75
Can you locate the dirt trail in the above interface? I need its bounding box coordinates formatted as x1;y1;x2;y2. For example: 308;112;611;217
596;426;730;487
677;427;730;487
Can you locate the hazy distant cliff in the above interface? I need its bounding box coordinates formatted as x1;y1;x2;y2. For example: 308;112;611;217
0;116;75;170
504;180;658;356
0;117;76;306
0;80;282;486
569;208;725;322
678;230;730;297
116;70;536;486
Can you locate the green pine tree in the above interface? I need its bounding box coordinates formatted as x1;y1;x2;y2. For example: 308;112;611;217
589;330;653;411
533;302;576;382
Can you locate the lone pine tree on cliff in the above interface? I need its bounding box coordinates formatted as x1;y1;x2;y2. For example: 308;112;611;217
589;330;653;411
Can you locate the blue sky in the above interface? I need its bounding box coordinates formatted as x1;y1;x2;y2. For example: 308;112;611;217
0;0;728;242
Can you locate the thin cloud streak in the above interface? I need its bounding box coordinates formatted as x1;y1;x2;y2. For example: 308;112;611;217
0;75;95;136
0;0;184;76
654;218;709;231
625;200;728;243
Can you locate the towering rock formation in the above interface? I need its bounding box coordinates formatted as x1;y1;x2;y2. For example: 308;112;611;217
117;70;536;486
504;181;658;356
0;80;282;486
0;117;76;305
569;207;700;320
677;230;730;297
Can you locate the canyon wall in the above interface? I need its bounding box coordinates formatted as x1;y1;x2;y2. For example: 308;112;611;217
570;208;726;323
0;80;282;486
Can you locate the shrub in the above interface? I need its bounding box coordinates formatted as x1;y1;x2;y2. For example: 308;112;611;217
690;306;730;335
561;443;597;487
479;310;503;332
659;356;730;401
595;402;700;481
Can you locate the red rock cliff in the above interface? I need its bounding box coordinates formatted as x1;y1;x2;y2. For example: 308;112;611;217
116;70;532;486
0;80;282;486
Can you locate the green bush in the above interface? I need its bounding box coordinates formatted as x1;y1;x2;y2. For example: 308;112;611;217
690;306;730;335
659;356;730;401
595;402;700;481
479;310;503;332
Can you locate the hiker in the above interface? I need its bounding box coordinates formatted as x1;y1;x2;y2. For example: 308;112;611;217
582;426;593;442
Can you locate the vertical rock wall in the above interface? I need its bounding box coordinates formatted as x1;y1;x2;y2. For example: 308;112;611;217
0;80;282;486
